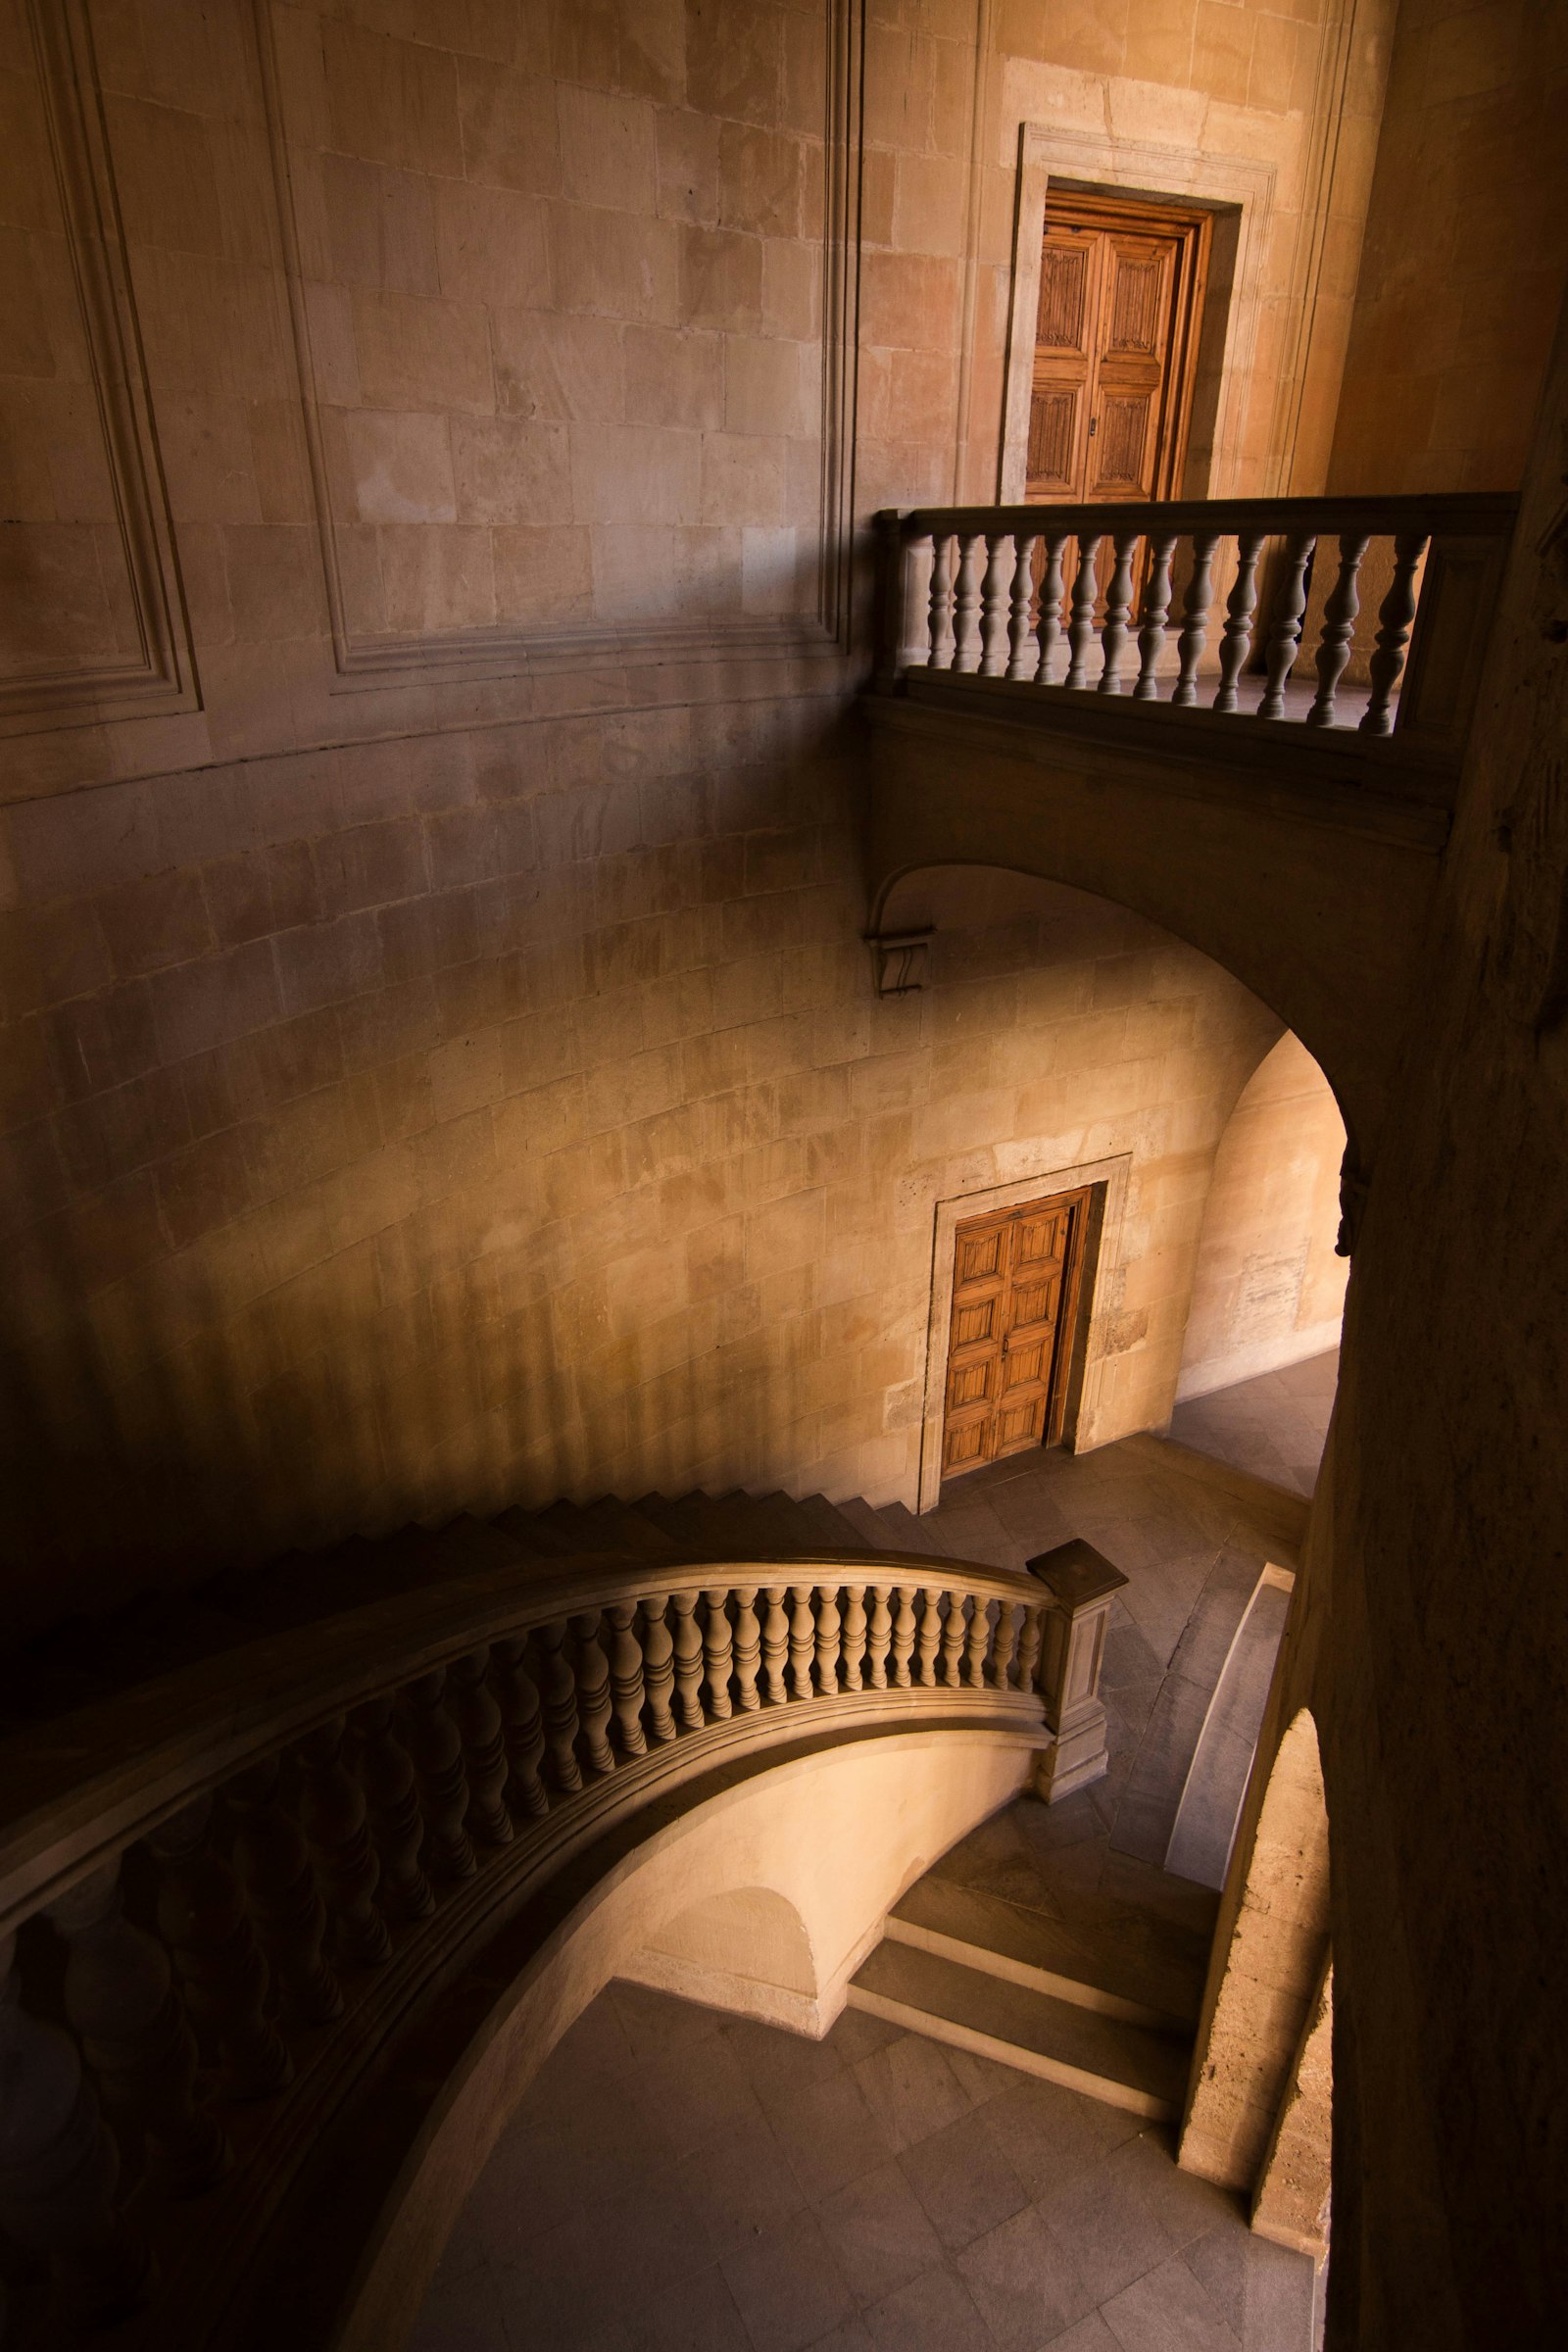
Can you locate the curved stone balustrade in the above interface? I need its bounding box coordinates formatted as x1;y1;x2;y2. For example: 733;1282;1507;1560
0;1547;1067;2352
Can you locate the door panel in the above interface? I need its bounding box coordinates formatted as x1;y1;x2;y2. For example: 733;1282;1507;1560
940;1191;1091;1481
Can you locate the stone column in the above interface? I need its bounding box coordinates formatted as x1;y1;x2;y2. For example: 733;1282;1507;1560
1026;1540;1127;1803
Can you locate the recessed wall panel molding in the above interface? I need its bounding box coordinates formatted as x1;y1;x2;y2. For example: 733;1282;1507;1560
0;0;197;735
253;0;864;690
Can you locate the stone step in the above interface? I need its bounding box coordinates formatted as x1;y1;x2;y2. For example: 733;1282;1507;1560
847;1937;1190;2124
868;1498;950;1556
791;1493;877;1554
886;1876;1194;2034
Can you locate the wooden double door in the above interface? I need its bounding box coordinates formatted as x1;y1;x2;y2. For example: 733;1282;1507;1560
940;1188;1093;1481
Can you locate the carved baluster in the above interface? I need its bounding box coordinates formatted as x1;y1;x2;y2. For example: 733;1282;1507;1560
1213;528;1266;711
789;1585;816;1698
640;1597;678;1741
1133;529;1179;699
841;1585;867;1691
953;531;985;671
993;1600;1025;1689
732;1588;762;1711
1063;534;1103;689
571;1614;615;1774
916;1589;944;1687
940;1592;968;1688
1172;529;1220;705
669;1592;706;1729
963;1595;993;1688
927;533;955;669
1306;531;1371;726
606;1603;649;1757
1360;531;1430;735
536;1622;585;1791
226;1760;343;2024
703;1590;734;1723
762;1587;791;1704
1005;534;1039;679
866;1584;893;1690
399;1672;477;1880
145;1796;291;2097
444;1651;514;1846
295;1716;393;1967
1014;1605;1046;1693
47;1860;228;2195
352;1696;436;1918
1034;528;1070;681
978;531;1012;676
1097;528;1141;693
0;1934;149;2326
892;1587;918;1688
814;1584;843;1694
491;1637;550;1815
1257;530;1316;718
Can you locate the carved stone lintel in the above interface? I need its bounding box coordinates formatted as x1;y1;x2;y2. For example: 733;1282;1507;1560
1026;1540;1129;1804
864;927;933;997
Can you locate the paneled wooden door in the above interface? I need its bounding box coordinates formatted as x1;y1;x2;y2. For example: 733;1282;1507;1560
941;1188;1093;1482
1027;192;1209;507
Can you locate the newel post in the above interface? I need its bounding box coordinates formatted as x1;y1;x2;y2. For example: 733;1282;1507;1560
1026;1540;1128;1803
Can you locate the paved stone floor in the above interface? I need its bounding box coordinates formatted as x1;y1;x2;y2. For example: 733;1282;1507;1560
412;1979;1319;2352
1166;1352;1340;1499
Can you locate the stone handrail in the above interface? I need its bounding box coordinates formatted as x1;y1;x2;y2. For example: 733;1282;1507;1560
874;493;1517;755
0;1542;1108;2350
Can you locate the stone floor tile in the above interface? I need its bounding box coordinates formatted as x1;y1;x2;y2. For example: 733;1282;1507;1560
802;2321;875;2352
722;2016;846;2114
851;2029;974;2152
1099;2251;1242;2349
1035;2138;1179;2305
815;2157;945;2305
719;2208;858;2352
676;2113;808;2259
407;2258;509;2352
630;2029;767;2159
612;1980;727;2060
898;2102;1030;2252
956;2202;1098;2348
821;2005;906;2064
1112;2130;1242;2249
1040;2318;1125;2352
860;2264;994;2352
770;2065;896;2203
623;2260;753;2351
1181;2221;1317;2348
984;2078;1140;2202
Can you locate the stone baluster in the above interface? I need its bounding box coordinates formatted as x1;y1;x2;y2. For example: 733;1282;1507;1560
1028;1541;1129;1802
732;1588;762;1711
536;1623;585;1791
400;1672;477;1880
46;1859;228;2196
1359;532;1430;735
446;1651;514;1846
963;1594;993;1688
940;1592;968;1688
1097;528;1141;693
873;509;910;687
1005;535;1039;679
1172;529;1220;705
1133;529;1180;699
992;1600;1025;1689
1306;532;1372;726
571;1614;615;1774
915;1589;944;1687
1034;529;1071;681
669;1593;706;1729
145;1795;291;2097
789;1586;816;1699
491;1637;551;1816
978;531;1013;676
606;1603;650;1757
295;1716;393;1967
841;1585;867;1691
927;533;955;669
952;531;985;671
352;1696;436;1919
0;1934;149;2328
639;1599;677;1741
891;1587;918;1688
866;1585;893;1690
226;1759;344;2024
1014;1604;1046;1693
761;1587;791;1704
1257;531;1317;719
703;1590;734;1723
1063;534;1103;689
813;1585;843;1694
1213;528;1266;711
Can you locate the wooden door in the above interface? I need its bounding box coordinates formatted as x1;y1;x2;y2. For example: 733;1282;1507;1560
1027;195;1208;508
941;1188;1092;1481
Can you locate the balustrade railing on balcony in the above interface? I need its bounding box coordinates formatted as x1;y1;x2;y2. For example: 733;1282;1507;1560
0;1542;1106;2351
874;494;1516;759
